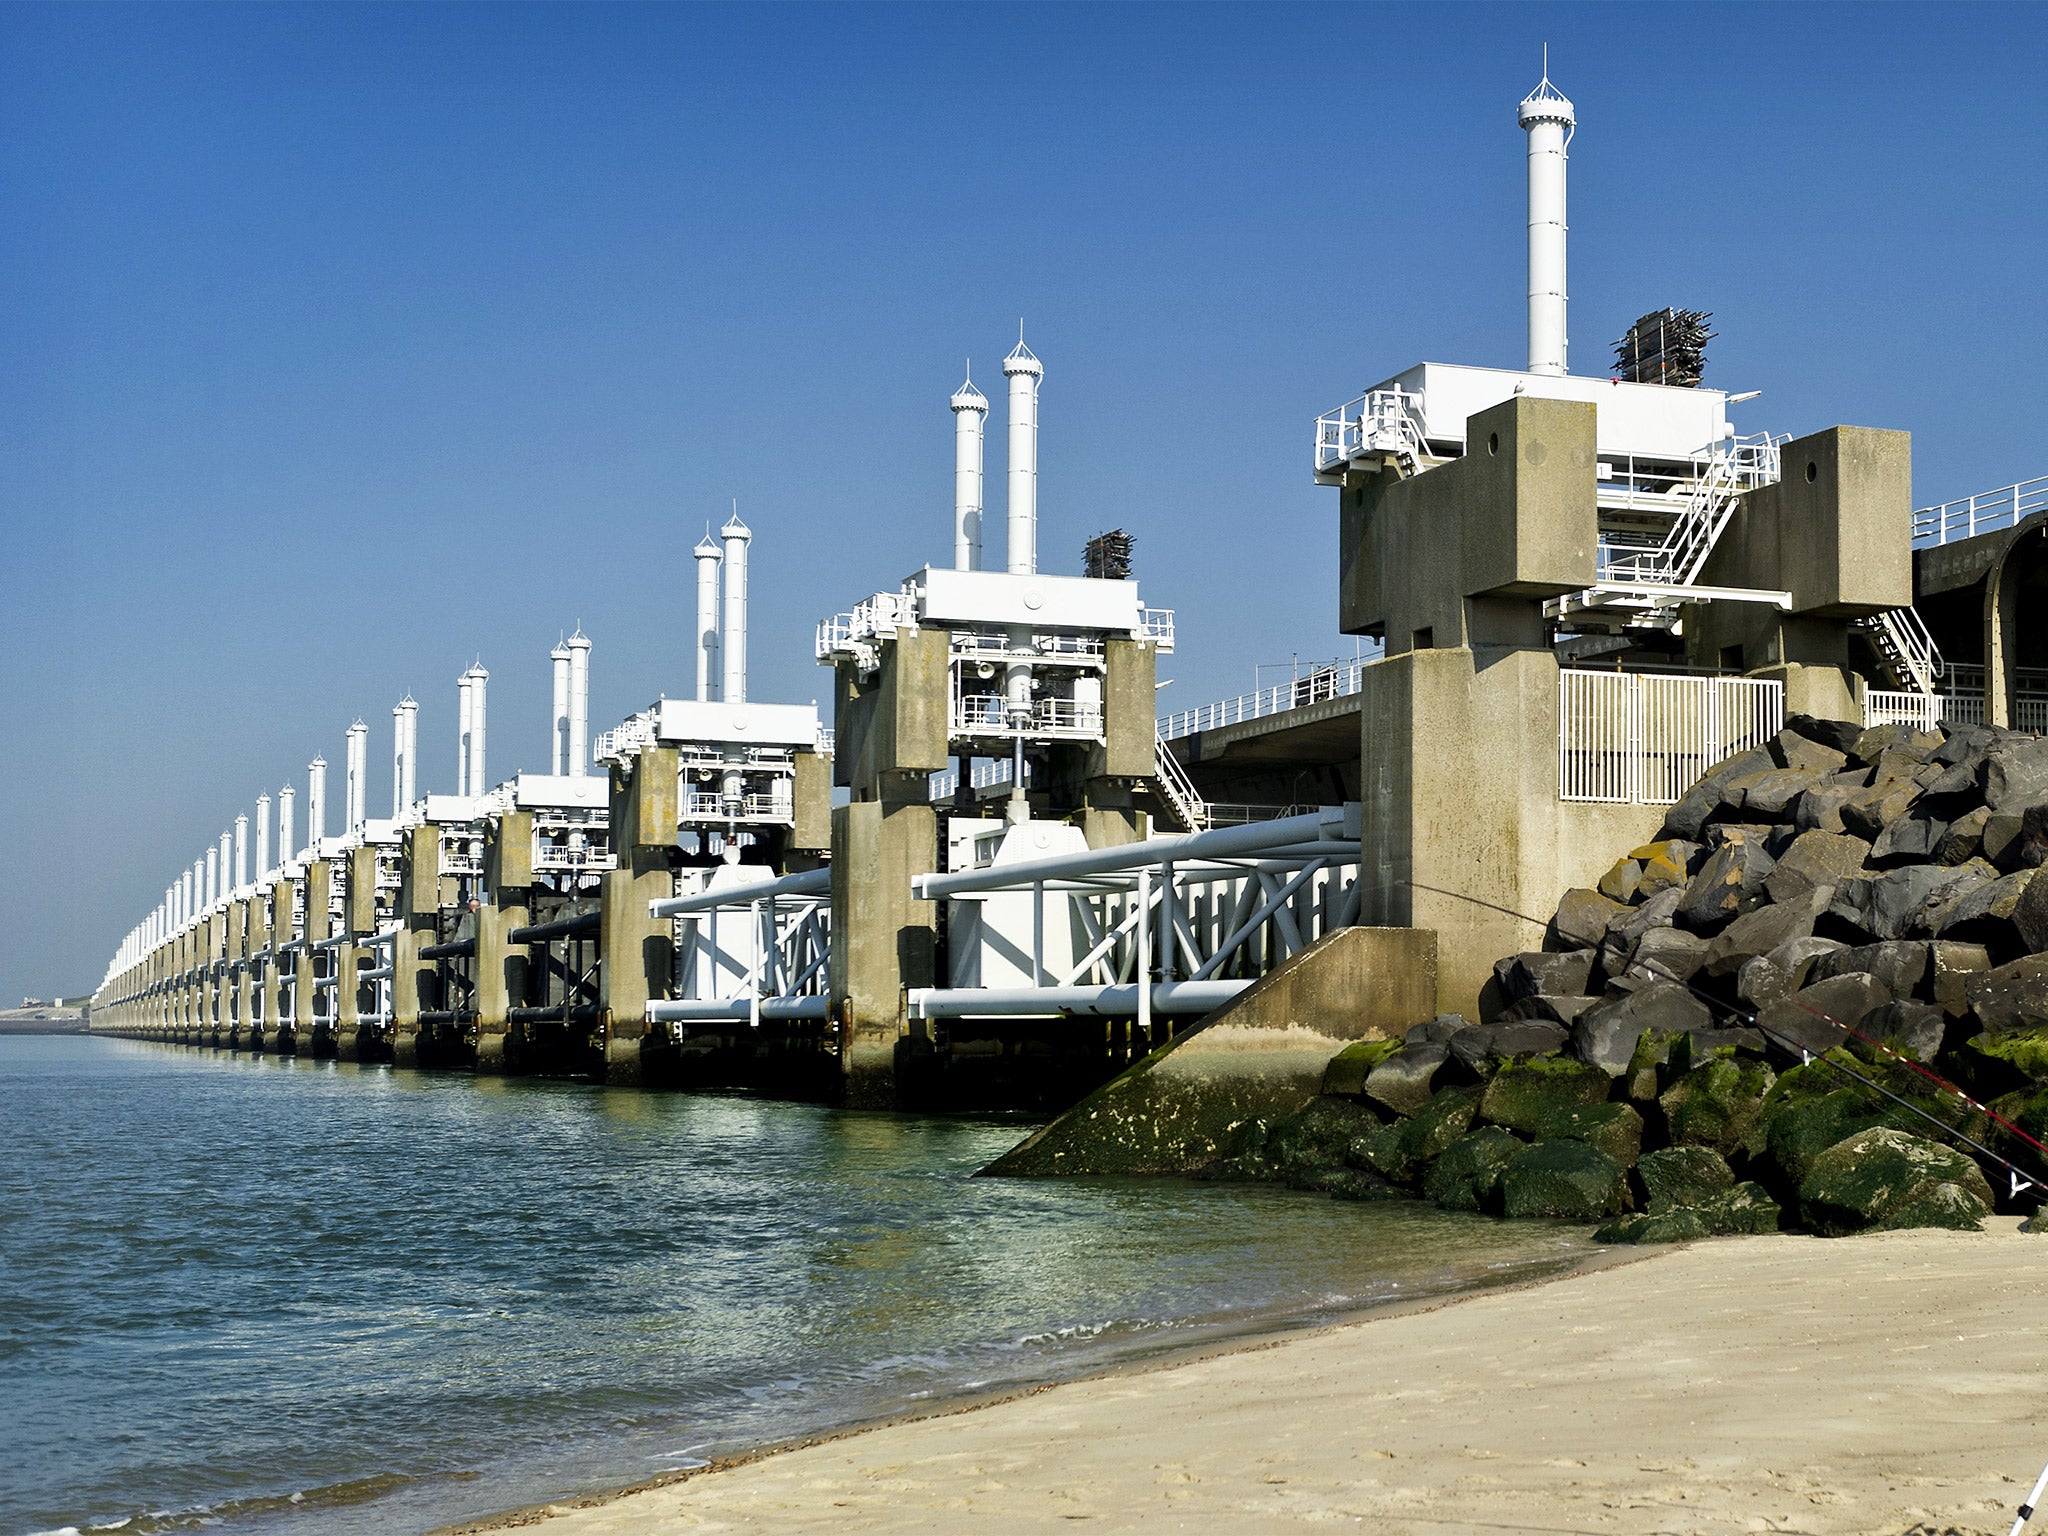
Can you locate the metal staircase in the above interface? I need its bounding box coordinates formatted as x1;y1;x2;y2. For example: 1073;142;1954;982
1858;605;1944;694
1151;730;1210;833
1602;432;1784;587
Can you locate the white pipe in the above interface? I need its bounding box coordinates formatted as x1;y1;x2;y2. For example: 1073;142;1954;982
465;667;486;795
1003;339;1042;576
550;643;572;772
720;515;750;706
206;846;219;910
648;865;830;918
279;786;296;867
908;980;1250;1019
234;814;249;891
308;757;327;850
457;673;474;797
566;633;591;777
951;373;988;571
1518;67;1575;377
345;722;368;830
693;538;722;702
393;698;418;815
646;996;831;1023
218;831;232;901
255;793;271;877
179;870;190;928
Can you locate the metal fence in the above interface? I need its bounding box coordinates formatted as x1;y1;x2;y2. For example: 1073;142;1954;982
1912;475;2048;548
1559;670;1785;805
1158;660;1371;742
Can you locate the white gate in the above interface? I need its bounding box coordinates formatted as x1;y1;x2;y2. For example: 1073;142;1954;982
1559;670;1784;805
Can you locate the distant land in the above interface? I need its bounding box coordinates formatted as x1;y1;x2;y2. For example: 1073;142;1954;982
1;1003;88;1035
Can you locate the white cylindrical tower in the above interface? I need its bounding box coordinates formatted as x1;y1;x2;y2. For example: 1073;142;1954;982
279;785;296;866
951;373;988;571
550;642;572;772
692;538;722;702
720;514;750;706
205;845;219;910
182;867;194;927
234;814;249;891
308;757;328;849
345;721;368;830
1518;65;1575;378
566;632;591;777
219;831;232;899
255;793;271;877
1003;339;1042;576
397;695;420;810
465;667;486;794
457;671;475;795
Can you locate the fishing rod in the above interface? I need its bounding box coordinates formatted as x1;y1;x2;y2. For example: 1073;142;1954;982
1400;878;2048;1200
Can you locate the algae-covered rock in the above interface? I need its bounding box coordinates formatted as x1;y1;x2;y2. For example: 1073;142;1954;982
1346;1121;1416;1184
1571;982;1713;1078
1478;1055;1610;1136
1364;1041;1448;1116
1531;1100;1644;1167
1323;1167;1409;1202
1637;1145;1735;1213
1397;1084;1484;1163
1660;1056;1776;1158
1264;1097;1380;1181
1321;1038;1401;1098
1446;1020;1569;1077
1421;1126;1524;1213
1797;1126;1994;1236
1595;1208;1711;1245
1692;1180;1786;1234
1764;1087;1914;1186
1500;1139;1631;1220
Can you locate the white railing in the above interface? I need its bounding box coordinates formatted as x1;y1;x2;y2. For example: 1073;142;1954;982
1599;433;1785;587
1158;659;1370;741
1314;388;1432;476
1152;729;1209;832
1140;608;1176;650
591;713;658;765
1913;475;2048;547
1858;606;1944;693
1559;670;1785;805
927;757;1031;803
1865;691;1987;731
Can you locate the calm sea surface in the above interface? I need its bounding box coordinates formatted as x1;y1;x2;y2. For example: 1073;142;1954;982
0;1035;1596;1536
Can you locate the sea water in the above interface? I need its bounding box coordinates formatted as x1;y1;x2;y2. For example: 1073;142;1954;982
0;1035;1595;1535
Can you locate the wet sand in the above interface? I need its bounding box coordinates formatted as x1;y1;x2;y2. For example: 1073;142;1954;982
459;1220;2045;1536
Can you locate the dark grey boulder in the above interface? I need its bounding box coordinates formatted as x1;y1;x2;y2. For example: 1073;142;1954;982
1984;739;2048;811
1551;888;1630;951
1507;994;1603;1027
1611;886;1685;944
1839;779;1921;841
1931;722;2001;767
1445;1021;1569;1077
1364;1041;1449;1117
1661;746;1776;840
1764;829;1871;905
1927;941;1994;1018
1783;713;1865;758
1742;767;1828;819
1755;971;1892;1058
1871;812;1949;866
1735;953;1793;1010
1934;806;1991;865
1494;949;1597;1002
1404;1013;1470;1047
1764;934;1848;992
1851;722;1940;765
1828;864;1974;943
1677;836;1776;934
1570;981;1713;1077
1702;897;1822;979
1808;940;1929;998
1901;860;2001;939
1936;867;2038;955
1770;727;1850;776
1854;999;1945;1064
1624;927;1712;986
1961;955;2048;1036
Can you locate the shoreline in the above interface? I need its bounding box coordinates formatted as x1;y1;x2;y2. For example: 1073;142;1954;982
441;1221;2045;1536
437;1239;1654;1534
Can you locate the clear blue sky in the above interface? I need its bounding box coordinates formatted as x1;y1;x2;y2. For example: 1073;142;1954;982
6;3;2046;1002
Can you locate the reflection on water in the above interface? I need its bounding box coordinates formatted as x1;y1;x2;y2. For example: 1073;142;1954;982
0;1036;1595;1536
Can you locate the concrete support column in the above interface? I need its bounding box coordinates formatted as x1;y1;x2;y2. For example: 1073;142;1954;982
229;898;251;1049
261;880;289;1051
392;824;439;1069
476;810;535;1075
300;860;331;1056
337;845;378;1063
830;779;937;1108
246;892;271;1050
600;746;680;1087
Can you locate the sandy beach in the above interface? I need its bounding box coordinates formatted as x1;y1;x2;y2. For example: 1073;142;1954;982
463;1221;2047;1536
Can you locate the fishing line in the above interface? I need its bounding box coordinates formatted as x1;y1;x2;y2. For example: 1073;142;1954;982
1398;877;2048;1197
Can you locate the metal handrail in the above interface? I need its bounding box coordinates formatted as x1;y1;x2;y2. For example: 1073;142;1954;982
1158;660;1370;741
1912;475;2048;547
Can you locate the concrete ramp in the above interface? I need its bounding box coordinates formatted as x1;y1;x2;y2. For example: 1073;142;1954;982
981;925;1436;1177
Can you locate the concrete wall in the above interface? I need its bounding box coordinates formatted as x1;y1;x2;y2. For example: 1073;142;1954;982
829;791;936;1106
985;926;1438;1176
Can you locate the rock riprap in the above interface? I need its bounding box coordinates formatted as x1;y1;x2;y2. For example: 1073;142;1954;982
1200;716;2048;1240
